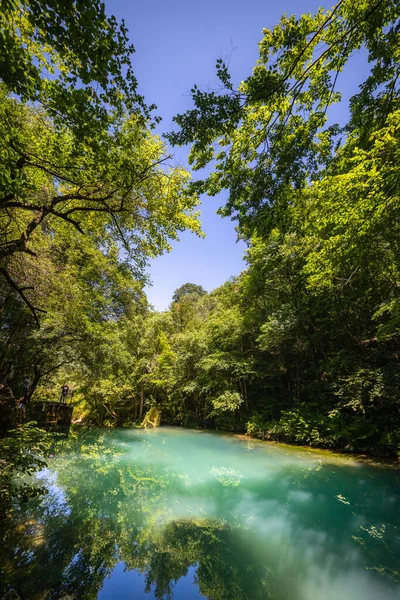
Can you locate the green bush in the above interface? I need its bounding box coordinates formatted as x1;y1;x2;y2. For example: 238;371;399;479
0;424;52;515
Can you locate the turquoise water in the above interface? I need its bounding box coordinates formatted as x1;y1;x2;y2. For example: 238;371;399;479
2;426;400;599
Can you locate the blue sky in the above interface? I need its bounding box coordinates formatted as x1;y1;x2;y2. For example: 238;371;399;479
110;0;371;310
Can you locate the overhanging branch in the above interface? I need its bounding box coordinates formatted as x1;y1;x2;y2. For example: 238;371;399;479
0;266;46;327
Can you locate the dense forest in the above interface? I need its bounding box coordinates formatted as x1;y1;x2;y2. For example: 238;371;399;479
1;0;400;511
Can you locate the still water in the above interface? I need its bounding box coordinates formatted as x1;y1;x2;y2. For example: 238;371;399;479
2;426;400;599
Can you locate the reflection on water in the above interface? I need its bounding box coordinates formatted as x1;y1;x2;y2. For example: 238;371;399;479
1;427;400;599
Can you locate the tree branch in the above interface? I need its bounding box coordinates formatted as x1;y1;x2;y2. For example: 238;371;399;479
51;210;85;234
0;267;46;326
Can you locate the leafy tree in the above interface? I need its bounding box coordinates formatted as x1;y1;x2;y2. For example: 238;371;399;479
0;91;201;323
172;282;207;303
156;0;400;453
167;0;399;240
0;0;154;138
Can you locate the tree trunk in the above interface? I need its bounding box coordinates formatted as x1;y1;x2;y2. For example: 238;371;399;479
139;384;144;420
27;365;42;404
0;313;26;376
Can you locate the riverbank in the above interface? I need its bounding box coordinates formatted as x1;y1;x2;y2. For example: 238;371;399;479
232;433;400;469
70;417;400;467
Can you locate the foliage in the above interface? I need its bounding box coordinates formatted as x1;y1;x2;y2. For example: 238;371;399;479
167;0;400;240
211;391;243;414
157;0;400;455
172;282;207;303
0;88;201;322
142;407;161;428
0;0;154;138
0;0;201;435
0;423;52;513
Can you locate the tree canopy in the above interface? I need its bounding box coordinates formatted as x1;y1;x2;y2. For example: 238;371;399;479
167;0;399;240
0;0;154;138
0;0;201;500
0;88;201;321
172;283;207;303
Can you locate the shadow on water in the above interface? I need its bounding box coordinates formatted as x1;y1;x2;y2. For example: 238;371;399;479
1;426;400;600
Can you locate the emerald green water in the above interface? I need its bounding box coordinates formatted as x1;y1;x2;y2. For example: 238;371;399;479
2;427;400;599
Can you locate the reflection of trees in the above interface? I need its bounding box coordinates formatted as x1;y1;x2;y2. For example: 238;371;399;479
142;519;275;600
0;429;275;599
1;428;400;599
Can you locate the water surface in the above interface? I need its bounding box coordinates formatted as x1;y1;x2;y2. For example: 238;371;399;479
2;426;400;599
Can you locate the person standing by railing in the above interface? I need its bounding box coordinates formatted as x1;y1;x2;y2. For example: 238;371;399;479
60;384;69;403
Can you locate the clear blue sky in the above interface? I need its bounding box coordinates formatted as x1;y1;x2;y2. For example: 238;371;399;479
110;0;371;311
